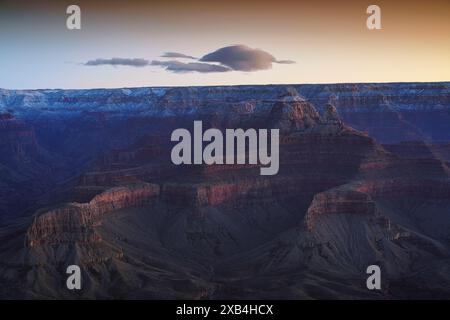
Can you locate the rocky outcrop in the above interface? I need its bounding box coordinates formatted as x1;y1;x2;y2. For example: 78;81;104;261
268;88;345;135
26;183;160;247
2;82;448;142
269;87;321;134
355;179;450;199
1;82;450;299
78;166;150;186
162;177;310;207
305;188;376;231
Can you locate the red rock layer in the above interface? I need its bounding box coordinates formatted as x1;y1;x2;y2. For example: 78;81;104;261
355;179;450;199
305;189;376;231
26;183;160;247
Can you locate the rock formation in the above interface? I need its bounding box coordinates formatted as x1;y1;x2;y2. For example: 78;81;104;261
0;82;449;299
27;183;160;247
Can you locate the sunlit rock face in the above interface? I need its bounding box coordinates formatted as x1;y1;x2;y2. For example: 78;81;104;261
0;82;449;299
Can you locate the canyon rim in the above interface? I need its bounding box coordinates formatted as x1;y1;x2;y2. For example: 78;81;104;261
0;82;449;299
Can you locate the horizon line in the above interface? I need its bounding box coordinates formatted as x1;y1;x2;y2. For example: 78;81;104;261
2;80;450;92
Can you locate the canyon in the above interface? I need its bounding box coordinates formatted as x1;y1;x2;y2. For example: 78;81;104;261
170;121;280;175
0;82;449;299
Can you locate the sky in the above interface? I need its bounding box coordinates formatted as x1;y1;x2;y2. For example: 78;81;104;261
0;0;449;89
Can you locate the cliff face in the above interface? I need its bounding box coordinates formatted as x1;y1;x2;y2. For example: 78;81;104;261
0;83;449;299
0;83;448;223
1;82;448;141
305;189;376;231
352;179;450;202
0;116;38;160
269;88;322;134
162;177;321;207
26;183;160;247
19;84;449;246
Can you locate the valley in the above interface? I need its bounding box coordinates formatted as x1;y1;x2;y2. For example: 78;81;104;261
0;82;449;299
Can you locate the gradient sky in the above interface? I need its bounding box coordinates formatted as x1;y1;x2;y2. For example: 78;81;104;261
0;0;449;89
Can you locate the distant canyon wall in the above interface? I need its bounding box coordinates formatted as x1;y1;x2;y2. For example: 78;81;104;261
1;82;449;144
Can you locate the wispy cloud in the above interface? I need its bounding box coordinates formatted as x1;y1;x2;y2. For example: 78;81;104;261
84;58;149;67
83;45;295;73
150;60;230;73
276;60;296;64
160;52;197;59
